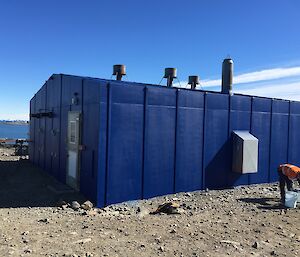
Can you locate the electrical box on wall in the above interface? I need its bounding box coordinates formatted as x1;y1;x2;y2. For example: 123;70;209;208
232;131;258;174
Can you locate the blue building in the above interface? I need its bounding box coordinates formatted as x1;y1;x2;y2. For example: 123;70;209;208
29;63;300;207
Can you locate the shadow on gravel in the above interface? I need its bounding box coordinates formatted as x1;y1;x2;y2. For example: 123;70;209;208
238;197;285;210
0;159;86;208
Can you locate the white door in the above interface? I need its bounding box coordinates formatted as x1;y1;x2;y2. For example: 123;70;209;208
66;111;81;190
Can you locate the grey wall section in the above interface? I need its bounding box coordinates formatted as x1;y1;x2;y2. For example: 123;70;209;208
30;74;300;208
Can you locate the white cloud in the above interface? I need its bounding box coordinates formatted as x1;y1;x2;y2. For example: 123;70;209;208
199;65;300;87
235;81;300;101
173;64;300;102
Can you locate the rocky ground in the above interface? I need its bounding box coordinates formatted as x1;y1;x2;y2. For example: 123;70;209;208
0;146;299;257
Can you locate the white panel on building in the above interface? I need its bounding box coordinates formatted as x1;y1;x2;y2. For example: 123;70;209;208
232;130;258;174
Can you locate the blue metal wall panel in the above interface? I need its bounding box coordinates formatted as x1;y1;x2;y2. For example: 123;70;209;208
204;93;230;189
228;95;252;186
59;106;70;183
269;100;289;182
288;101;300;166
61;75;83;111
81;102;100;203
36;85;47;169
44;79;53;174
50;108;61;180
80;79;101;203
250;98;272;184
97;83;108;207
33;96;40;166
144;87;176;198
46;75;62;109
106;83;144;205
175;90;204;192
83;78;101;105
29;96;36;161
44;109;53;174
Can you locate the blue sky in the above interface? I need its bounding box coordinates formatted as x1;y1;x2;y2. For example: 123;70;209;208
0;0;300;120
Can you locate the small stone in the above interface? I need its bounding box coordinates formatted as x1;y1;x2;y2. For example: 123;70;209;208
38;218;49;223
81;201;93;211
137;206;149;218
24;249;32;253
21;231;29;236
159;246;164;252
71;201;81;210
72;238;92;244
270;250;276;256
252;242;259;249
170;229;176;234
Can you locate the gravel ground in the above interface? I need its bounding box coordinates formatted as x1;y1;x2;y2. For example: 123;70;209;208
0;146;299;257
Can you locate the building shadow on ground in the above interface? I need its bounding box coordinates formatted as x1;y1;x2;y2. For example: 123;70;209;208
238;197;285;210
0;159;86;208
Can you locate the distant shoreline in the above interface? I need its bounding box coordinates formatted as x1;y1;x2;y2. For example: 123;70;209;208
0;121;29;126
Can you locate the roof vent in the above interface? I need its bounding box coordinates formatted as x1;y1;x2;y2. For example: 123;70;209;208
221;58;233;95
113;64;126;81
188;75;200;90
163;68;177;87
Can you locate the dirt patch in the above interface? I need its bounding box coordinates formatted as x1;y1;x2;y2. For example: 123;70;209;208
0;146;299;257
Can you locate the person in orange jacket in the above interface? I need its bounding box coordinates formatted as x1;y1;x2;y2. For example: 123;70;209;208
277;164;300;204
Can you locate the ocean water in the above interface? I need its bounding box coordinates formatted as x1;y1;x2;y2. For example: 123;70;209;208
0;123;29;139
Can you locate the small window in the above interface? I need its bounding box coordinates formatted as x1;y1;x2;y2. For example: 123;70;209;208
70;121;76;144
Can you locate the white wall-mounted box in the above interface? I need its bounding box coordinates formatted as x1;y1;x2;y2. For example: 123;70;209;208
232;131;258;174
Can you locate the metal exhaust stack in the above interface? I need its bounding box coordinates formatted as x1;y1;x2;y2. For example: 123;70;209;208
113;64;126;81
188;75;200;90
221;58;233;95
164;68;177;87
